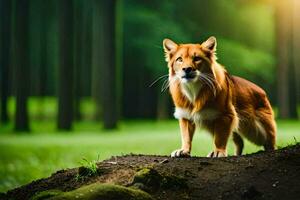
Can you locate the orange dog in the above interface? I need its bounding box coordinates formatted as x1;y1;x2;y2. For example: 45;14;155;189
163;37;276;157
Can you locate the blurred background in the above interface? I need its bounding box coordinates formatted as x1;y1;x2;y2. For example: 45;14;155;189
0;0;300;193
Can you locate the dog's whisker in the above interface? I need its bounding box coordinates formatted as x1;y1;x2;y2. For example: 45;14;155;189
199;74;217;97
199;76;214;95
161;78;170;92
162;76;177;92
149;74;169;88
202;73;221;89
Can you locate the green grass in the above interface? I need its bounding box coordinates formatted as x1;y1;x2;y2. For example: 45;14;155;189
7;97;97;121
0;120;300;193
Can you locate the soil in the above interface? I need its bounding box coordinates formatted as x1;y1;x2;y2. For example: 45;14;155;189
1;144;300;200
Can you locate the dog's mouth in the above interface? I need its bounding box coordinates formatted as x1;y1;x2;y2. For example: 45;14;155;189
181;73;197;82
182;74;195;79
175;71;199;83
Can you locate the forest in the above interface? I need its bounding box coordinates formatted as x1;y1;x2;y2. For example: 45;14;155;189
0;0;299;131
0;0;300;198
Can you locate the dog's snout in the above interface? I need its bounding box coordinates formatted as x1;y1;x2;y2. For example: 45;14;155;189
182;67;193;74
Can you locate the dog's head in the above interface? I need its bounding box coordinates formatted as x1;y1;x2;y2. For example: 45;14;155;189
163;37;217;84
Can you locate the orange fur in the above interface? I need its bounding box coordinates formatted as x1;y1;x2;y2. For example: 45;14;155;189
163;37;276;157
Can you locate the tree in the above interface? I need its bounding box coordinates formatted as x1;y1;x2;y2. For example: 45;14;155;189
57;0;74;130
93;0;119;129
81;2;93;99
74;0;83;121
275;0;297;119
91;0;102;120
36;0;49;120
14;0;30;131
0;0;12;124
292;0;300;114
115;0;123;121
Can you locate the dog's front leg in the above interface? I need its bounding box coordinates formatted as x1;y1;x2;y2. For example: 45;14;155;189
171;118;195;157
207;114;236;158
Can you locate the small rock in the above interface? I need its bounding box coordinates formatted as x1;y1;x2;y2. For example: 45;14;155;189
160;159;169;164
272;180;279;187
106;161;117;165
132;182;147;191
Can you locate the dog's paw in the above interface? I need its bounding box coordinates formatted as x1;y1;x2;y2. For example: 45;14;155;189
171;149;191;158
207;150;227;158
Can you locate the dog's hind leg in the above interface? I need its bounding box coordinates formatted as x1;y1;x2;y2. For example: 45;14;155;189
232;132;244;156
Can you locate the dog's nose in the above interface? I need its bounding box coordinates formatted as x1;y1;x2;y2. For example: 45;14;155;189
182;67;193;74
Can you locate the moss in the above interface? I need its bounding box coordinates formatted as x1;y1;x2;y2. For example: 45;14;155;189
132;168;188;190
133;168;162;188
49;183;153;200
30;190;62;200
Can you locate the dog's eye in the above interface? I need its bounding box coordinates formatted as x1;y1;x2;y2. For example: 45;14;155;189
176;57;183;62
193;56;202;62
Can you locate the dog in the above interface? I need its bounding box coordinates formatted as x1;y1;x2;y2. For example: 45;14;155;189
163;36;276;157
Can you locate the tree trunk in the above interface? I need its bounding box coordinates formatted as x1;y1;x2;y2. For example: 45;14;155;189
14;0;30;131
36;0;48;120
156;92;171;120
275;0;295;119
91;0;102;120
0;0;12;124
115;0;123;120
57;0;74;130
74;0;83;121
93;0;118;129
81;2;92;98
292;0;300;117
100;0;118;129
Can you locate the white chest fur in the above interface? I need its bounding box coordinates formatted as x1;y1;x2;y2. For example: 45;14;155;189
174;107;220;123
176;82;219;123
181;82;202;103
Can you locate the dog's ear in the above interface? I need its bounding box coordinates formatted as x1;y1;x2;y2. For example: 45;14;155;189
201;36;217;52
163;38;178;62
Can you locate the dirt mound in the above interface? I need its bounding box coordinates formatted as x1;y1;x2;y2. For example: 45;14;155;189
2;144;300;200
